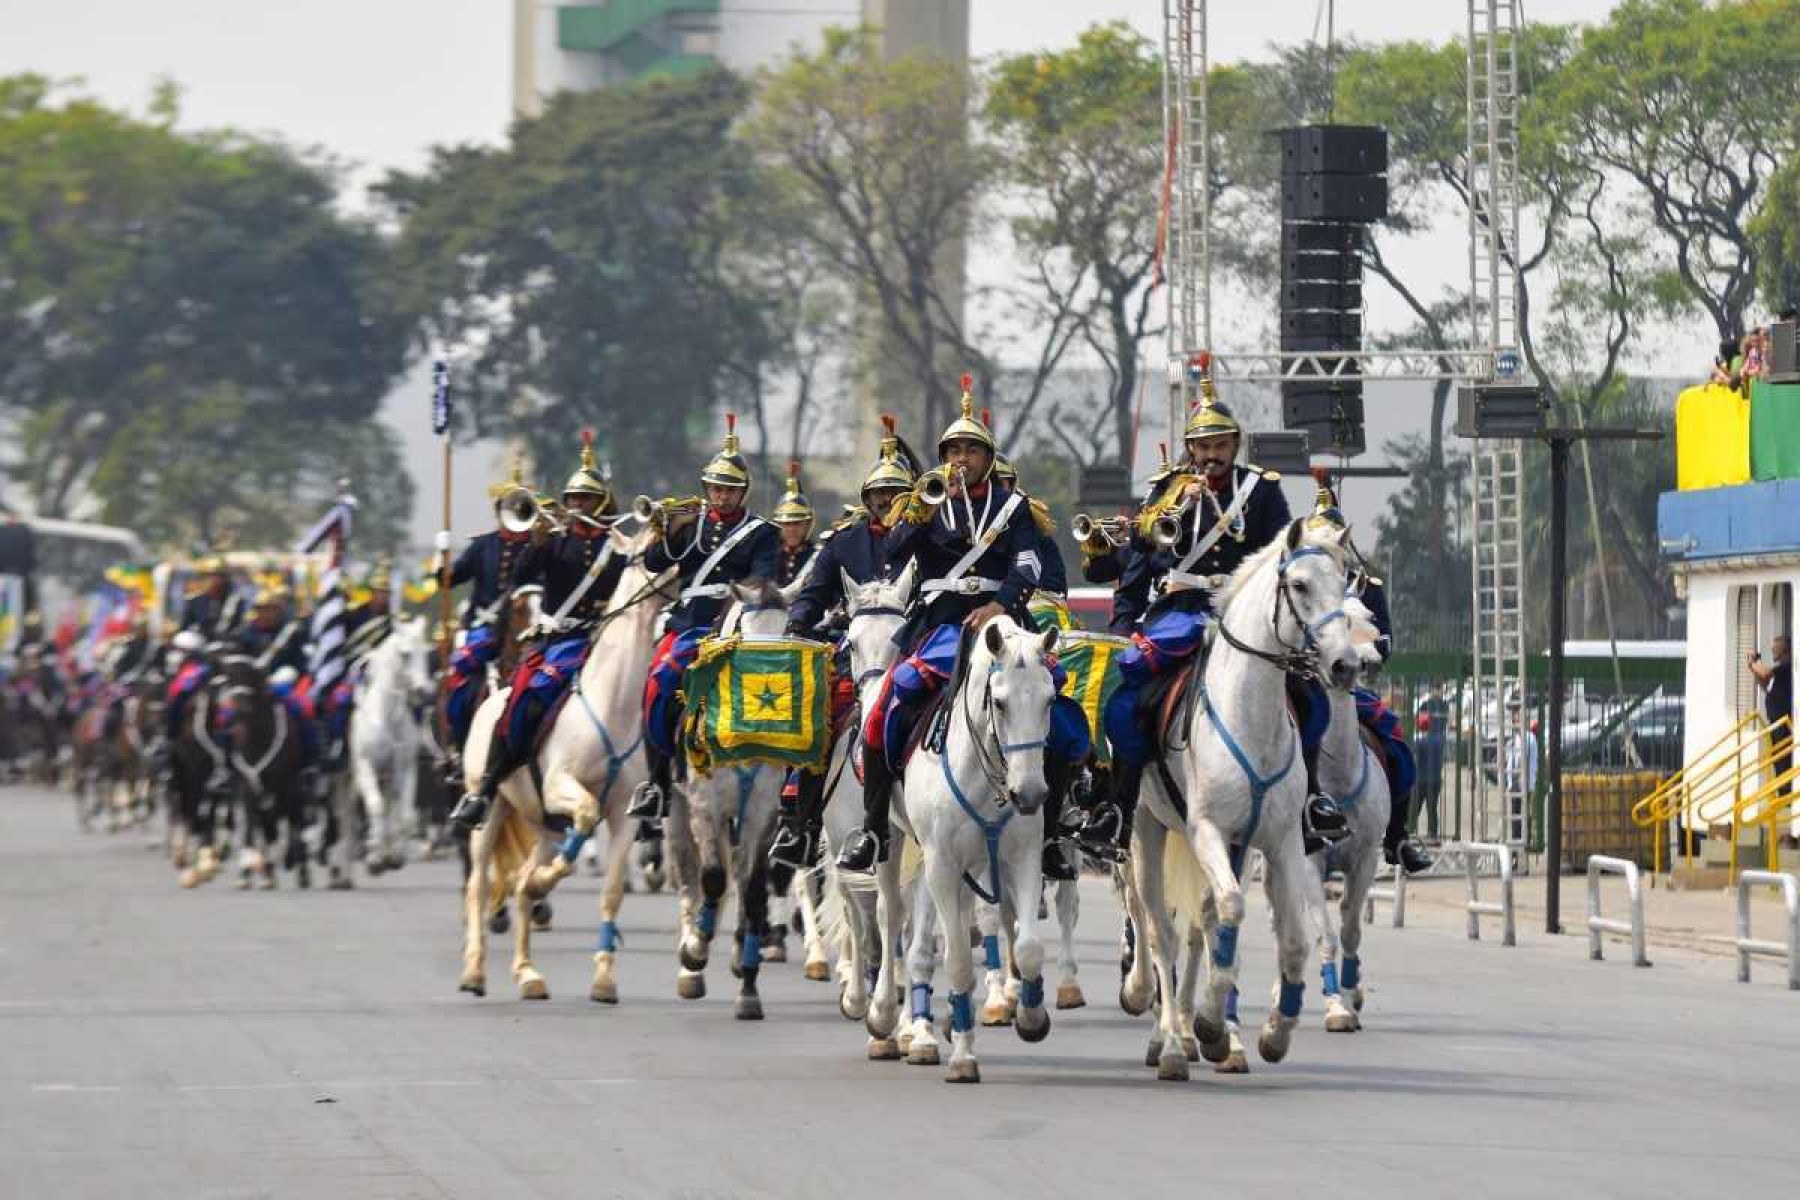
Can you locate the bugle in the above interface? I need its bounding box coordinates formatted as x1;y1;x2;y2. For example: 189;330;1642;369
1070;513;1128;548
498;485;558;536
632;494;704;529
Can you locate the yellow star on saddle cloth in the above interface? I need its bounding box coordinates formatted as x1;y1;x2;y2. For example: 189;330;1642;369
740;673;794;722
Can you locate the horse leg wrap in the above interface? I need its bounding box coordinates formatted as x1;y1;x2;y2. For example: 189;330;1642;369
910;982;934;1022
1211;924;1240;971
697;903;718;941
741;932;762;972
1224;985;1240;1024
596;920;620;954
555;829;589;865
982;934;1002;973
1341;956;1361;992
1277;979;1305;1020
1320;961;1340;997
1019;977;1045;1010
701;864;727;905
949;991;975;1034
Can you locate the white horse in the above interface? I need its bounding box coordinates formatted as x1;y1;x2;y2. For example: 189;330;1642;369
1129;518;1362;1080
459;525;674;1001
888;616;1062;1084
665;579;798;1019
1306;615;1390;1033
349;615;432;875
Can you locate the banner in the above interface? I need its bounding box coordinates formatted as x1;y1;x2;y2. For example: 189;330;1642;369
681;636;834;776
1058;631;1129;765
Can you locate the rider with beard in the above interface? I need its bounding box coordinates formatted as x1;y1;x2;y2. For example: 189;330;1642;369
1078;358;1350;859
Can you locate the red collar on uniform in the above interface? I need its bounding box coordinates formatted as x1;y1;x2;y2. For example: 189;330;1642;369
498;528;531;544
965;482;991;502
869;519;889;537
571;518;607;540
708;506;744;525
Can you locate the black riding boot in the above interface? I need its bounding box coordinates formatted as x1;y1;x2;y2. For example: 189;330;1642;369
1300;740;1350;851
449;736;512;832
1383;785;1432;872
836;749;893;874
1078;760;1142;862
1041;755;1078;881
628;745;674;821
769;768;824;874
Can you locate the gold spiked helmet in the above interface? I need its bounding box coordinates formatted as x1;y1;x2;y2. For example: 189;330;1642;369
1181;352;1242;442
936;373;997;458
700;413;752;491
861;413;918;495
562;428;614;513
771;460;815;527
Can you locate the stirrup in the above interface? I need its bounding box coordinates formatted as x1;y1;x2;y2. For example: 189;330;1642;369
1386;838;1433;873
768;825;816;872
1077;805;1128;862
835;828;887;874
1041;838;1078;882
448;791;490;832
1303;792;1351;844
626;780;667;821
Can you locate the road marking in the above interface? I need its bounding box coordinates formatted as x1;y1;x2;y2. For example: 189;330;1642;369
31;1077;639;1095
32;1084;123;1093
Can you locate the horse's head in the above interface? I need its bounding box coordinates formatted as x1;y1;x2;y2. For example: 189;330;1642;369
973;615;1060;816
1274;518;1362;690
726;578;789;639
392;616;435;706
213;653;269;736
1343;594;1384;676
843;560;917;702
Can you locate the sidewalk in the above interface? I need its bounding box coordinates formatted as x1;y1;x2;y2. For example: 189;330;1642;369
1393;871;1797;960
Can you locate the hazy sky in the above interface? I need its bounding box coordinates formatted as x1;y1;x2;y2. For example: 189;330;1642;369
0;0;1658;545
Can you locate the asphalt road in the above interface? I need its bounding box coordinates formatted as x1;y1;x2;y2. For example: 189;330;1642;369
2;783;1796;1200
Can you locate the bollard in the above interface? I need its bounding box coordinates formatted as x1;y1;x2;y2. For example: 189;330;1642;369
1735;870;1800;990
1364;863;1407;929
1586;855;1651;968
1463;843;1514;946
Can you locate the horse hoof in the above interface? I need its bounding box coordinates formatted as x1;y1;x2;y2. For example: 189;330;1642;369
865;1007;898;1041
258;873;276;891
838;988;869;1022
906;1039;940;1066
519;977;549;1001
459;973;486;998
1015;1009;1050;1044
676;973;707;1001
867;1037;901;1060
327;877;354;892
1258;1029;1291;1064
366;858;386;877
944;1060;981;1085
1197;1033;1232;1064
642;867;666;893
762;940;789;964
1214;1052;1250;1075
804;960;832;983
980;1003;1013;1027
1324;1004;1359;1033
1157;1050;1191;1082
897;1026;915;1053
1348;987;1365;1013
488;910;511;936
529;901;552;931
1055;983;1086;1010
178;868;202;890
589;979;619;1005
1118;986;1150;1017
1144;1037;1162;1069
734;995;764;1021
679;944;710;973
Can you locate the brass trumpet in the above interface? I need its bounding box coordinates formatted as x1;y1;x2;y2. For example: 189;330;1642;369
498;485;559;536
632;494;704;530
1134;470;1206;548
914;467;954;506
1070;513;1129;548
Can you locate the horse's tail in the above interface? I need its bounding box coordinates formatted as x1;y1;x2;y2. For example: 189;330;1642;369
486;802;538;915
898;833;923;893
1162;831;1211;932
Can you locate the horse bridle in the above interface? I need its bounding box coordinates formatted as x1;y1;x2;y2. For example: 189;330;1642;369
959;643;1049;809
1214;545;1349;680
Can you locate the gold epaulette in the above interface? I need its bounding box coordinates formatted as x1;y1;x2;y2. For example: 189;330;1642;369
832;505;868;532
1027;496;1055;536
885;493;922;528
1247;463;1281;482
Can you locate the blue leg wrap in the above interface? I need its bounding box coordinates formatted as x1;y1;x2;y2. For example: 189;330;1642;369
556;828;589;864
1341;956;1361;991
949;991;975;1034
1278;979;1305;1019
1224;985;1240;1024
1019;977;1044;1010
910;982;933;1021
1211;924;1239;971
982;934;1002;972
596;920;620;953
697;903;717;940
740;933;761;971
1321;961;1340;996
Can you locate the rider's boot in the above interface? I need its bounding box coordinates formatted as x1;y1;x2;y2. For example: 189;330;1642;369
449;735;512;832
1300;740;1350;853
1382;785;1432;872
769;768;822;873
1078;760;1142;862
627;745;674;822
1040;755;1078;882
836;750;893;875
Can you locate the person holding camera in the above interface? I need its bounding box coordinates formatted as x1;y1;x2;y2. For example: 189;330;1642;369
1749;636;1793;798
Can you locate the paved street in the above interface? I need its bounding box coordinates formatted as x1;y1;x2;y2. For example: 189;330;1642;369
2;783;1796;1200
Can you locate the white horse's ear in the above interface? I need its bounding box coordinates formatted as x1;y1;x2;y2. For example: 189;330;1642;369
1285;519;1302;551
777;572;806;608
839;567;858;606
897;558;919;603
983;619;1006;657
1039;626;1059;657
731;581;754;604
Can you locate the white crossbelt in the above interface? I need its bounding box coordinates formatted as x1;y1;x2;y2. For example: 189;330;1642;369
678;515;767;604
919;491;1025;599
1167;475;1259;589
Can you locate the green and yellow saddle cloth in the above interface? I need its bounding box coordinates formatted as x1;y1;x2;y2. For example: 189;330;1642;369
679;635;835;776
1055;630;1128;765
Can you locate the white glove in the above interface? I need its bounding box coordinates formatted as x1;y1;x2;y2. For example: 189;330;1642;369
435;530;452;552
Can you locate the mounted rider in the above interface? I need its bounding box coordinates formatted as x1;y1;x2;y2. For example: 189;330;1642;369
439;455;541;771
343;560;395;662
179;557;243;641
232;584;322;777
1305;473;1433;874
1075;443;1178;587
1078;356;1349;858
627;414;781;824
767;416;920;872
836;377;1091;875
771;462;818;589
450;431;627;832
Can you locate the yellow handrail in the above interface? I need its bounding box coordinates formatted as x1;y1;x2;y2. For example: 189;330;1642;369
1728;754;1800;877
1632;713;1790;877
1631;711;1765;826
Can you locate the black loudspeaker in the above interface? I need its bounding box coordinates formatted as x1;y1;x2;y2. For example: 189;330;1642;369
1280;249;1362;284
1281;221;1362;257
1769;320;1800;382
1281;280;1363;311
1278;125;1389;177
1077;464;1134;511
1455;385;1545;438
1281;311;1363;342
1281;175;1389;223
1283;386;1367;457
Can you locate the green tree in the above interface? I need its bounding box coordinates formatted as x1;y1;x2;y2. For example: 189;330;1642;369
380;70;769;496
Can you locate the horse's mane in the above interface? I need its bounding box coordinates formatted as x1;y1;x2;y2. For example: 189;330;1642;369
1210;535;1290;613
605;525;677;615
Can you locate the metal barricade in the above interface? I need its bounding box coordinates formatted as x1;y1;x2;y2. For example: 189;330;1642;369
1585;855;1651;967
1463;842;1514;946
1364;864;1407;929
1735;870;1800;990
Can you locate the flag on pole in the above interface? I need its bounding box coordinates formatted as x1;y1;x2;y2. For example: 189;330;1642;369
297;490;356;697
431;358;451;436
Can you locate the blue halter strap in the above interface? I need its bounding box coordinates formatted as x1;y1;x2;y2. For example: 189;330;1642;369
557;679;645;864
939;746;1014;905
1278;546;1349;651
1198;680;1297;880
1339;741;1372;812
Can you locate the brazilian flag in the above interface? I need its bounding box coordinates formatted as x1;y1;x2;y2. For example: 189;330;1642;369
1058;631;1130;765
681;636;834;776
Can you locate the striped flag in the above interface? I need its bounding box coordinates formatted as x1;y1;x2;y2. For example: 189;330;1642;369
297;491;356;697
